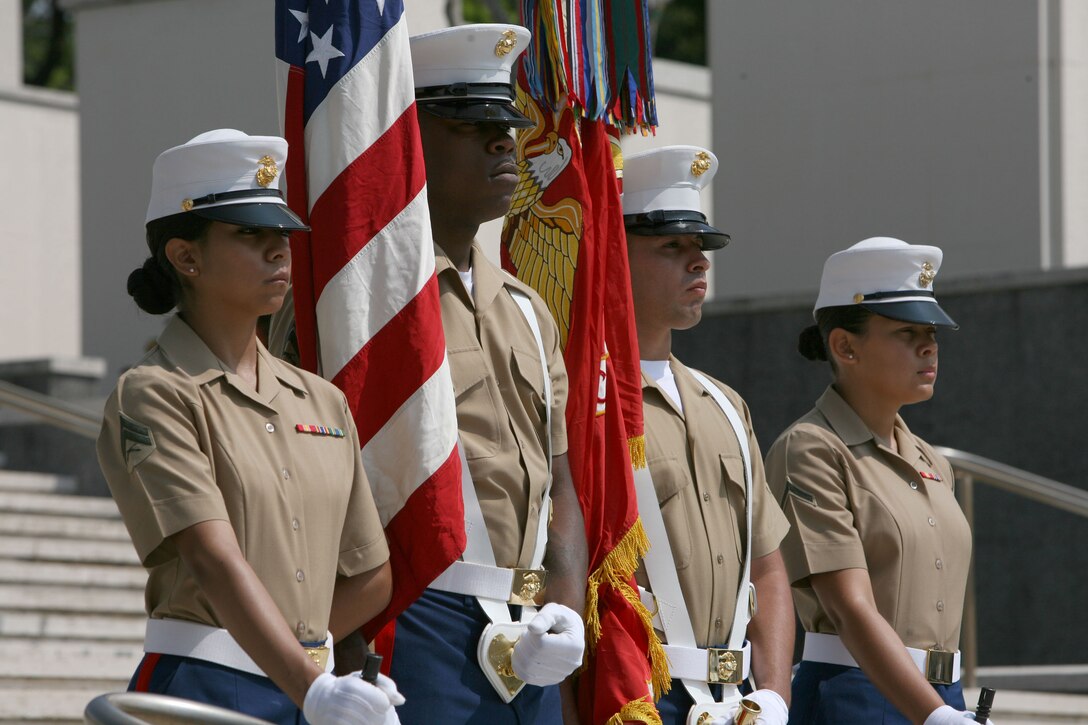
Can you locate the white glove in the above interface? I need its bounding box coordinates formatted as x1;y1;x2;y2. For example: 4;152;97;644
370;673;406;709
924;705;994;725
510;602;585;686
741;689;789;724
303;671;405;725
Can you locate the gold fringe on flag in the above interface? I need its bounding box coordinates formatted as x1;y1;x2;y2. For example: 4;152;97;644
584;518;646;644
583;517;672;700
605;697;664;725
628;433;647;470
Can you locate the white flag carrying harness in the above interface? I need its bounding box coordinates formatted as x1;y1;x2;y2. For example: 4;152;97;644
427;286;553;703
636;367;756;725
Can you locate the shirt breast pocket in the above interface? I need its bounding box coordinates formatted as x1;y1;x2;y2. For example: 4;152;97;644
448;346;501;459
647;455;695;571
720;454;747;561
510;346;547;423
291;434;355;522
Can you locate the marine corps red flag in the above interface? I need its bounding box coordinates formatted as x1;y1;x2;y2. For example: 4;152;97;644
274;0;464;645
502;3;666;721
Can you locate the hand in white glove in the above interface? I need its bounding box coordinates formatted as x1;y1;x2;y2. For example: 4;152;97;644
510;602;585;686
924;704;995;725
303;671;404;725
739;689;789;725
369;673;405;708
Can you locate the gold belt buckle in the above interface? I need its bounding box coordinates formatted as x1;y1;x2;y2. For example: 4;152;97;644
706;648;744;685
924;648;955;685
508;568;547;606
304;645;330;671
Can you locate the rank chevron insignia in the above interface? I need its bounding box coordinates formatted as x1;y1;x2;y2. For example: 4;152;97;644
119;413;156;471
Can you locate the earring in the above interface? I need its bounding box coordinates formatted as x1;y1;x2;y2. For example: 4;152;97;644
188;268;196;274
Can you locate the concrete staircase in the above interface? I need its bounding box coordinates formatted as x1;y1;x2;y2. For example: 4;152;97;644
0;471;144;724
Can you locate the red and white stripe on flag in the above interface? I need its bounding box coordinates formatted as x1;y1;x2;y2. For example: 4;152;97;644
274;0;464;640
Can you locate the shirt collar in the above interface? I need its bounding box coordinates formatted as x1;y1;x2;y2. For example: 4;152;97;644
434;242;504;313
156;315;308;406
156;316;228;386
640;355;687;418
815;385;926;463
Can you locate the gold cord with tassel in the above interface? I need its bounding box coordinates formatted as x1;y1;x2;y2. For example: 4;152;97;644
604;696;664;725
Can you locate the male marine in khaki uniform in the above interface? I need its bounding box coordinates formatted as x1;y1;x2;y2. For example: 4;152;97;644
388;25;588;725
623;146;793;725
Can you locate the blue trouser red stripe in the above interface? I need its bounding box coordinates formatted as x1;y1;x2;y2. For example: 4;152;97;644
126;653;303;725
132;652;161;693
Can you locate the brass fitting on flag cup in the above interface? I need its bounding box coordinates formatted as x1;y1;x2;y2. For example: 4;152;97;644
734;698;762;725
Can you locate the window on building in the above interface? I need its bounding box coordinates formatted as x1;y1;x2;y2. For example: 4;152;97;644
23;0;74;91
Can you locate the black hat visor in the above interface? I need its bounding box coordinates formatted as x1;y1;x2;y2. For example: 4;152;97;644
194;201;310;232
416;81;533;128
624;211;730;250
420;99;533;128
861;299;959;329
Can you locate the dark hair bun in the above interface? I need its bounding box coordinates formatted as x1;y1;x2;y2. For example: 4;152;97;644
127;256;177;314
798;324;828;361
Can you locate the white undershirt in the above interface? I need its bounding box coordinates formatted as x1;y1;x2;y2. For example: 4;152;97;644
458;267;474;297
641;359;683;414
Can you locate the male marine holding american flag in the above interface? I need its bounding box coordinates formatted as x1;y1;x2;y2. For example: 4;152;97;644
385;24;589;725
273;4;587;720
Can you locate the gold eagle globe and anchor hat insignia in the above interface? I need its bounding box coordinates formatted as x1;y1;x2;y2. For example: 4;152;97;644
494;29;519;57
621;145;731;250
145;128;308;234
255;155;280;188
813;237;958;328
409;24;534;128
690;150;713;177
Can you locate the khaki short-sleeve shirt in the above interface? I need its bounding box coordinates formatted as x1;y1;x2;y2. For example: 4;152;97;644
97;316;389;643
764;386;971;652
437;244;569;569
636;359;790;648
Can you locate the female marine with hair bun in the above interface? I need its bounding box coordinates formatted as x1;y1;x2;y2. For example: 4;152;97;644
97;129;402;725
764;239;986;724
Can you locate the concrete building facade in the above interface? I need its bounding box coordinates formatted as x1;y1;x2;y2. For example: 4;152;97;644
1;0;81;362
708;0;1088;302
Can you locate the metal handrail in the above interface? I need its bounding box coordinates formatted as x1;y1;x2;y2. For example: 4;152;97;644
84;692;272;724
936;446;1088;688
0;378;100;439
934;446;1088;518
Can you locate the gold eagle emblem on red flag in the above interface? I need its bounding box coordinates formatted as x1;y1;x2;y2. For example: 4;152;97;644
505;85;581;347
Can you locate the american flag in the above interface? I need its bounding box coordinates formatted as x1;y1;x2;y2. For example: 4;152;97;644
274;0;464;640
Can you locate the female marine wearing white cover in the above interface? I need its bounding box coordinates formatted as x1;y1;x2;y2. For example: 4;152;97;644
97;129;401;725
765;238;989;724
